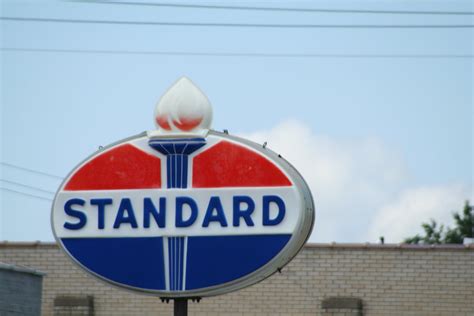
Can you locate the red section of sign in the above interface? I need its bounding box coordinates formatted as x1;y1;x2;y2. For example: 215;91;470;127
192;141;292;188
64;144;161;191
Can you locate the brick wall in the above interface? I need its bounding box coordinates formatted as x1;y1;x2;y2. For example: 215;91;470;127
0;242;472;316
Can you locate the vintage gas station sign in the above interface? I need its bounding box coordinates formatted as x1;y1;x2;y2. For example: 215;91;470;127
51;77;315;297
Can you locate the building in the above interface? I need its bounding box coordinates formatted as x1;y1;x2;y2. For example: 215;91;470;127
0;242;473;316
0;261;44;315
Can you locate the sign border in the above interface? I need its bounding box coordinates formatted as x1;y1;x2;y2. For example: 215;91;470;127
51;130;315;298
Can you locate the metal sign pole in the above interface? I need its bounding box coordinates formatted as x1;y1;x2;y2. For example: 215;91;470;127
174;298;188;316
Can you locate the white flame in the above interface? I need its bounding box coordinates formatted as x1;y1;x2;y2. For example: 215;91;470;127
154;77;212;134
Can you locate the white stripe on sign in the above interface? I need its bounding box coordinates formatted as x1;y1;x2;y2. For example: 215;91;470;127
53;187;301;238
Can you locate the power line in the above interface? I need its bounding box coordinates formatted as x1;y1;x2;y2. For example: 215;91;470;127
2;47;473;59
69;0;474;16
1;17;473;29
0;179;56;195
1;162;63;180
1;187;53;201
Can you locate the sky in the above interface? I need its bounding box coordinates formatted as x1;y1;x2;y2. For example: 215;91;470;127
0;0;472;243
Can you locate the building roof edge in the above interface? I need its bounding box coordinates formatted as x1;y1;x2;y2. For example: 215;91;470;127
0;241;472;250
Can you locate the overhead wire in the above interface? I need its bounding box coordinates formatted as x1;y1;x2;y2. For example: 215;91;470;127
1;17;473;28
0;179;56;195
1;162;64;180
68;0;474;16
2;47;472;59
1;187;53;201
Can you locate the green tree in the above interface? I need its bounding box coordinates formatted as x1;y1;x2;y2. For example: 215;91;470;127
444;201;473;243
404;200;473;244
404;219;444;244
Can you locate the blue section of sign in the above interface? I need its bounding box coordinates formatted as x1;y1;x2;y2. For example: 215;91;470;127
168;237;185;291
185;234;291;290
61;237;166;290
149;138;206;189
166;154;189;188
61;234;291;292
148;138;206;155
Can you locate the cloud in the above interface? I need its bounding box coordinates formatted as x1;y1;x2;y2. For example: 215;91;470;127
239;119;471;243
367;185;471;243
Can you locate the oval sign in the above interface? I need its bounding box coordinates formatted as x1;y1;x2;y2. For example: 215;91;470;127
51;78;314;297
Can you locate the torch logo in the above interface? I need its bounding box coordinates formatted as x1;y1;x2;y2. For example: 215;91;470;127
154;77;213;134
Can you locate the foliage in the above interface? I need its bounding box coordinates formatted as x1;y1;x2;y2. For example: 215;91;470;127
404;200;473;244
